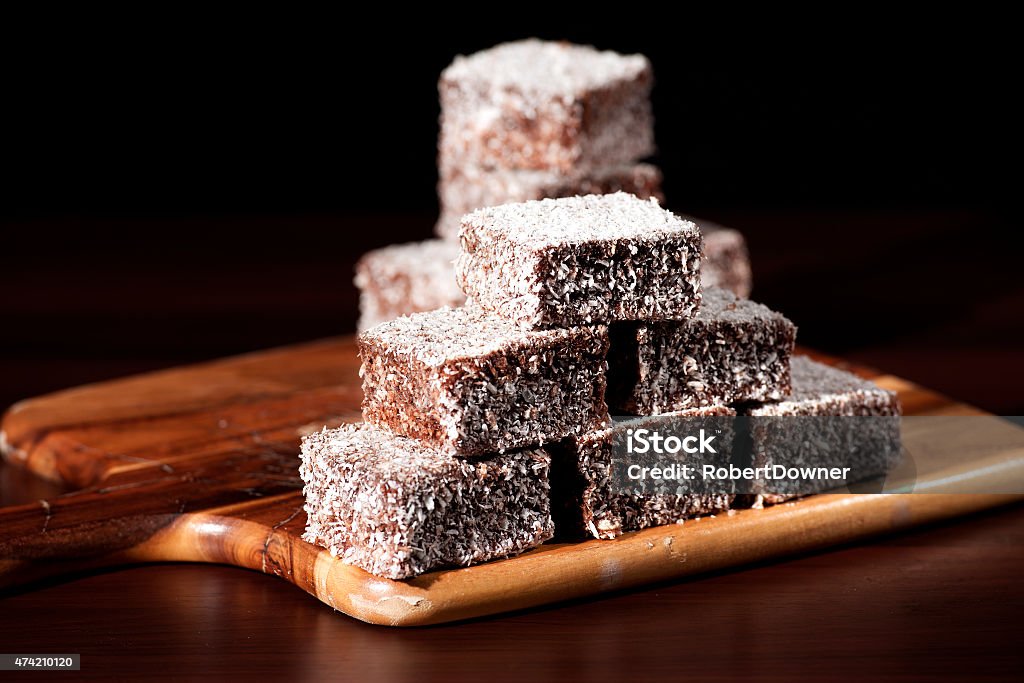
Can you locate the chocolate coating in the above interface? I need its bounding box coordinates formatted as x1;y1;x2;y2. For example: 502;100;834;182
300;424;553;579
608;288;796;414
742;356;903;505
550;407;735;540
456;193;702;329
355;240;465;332
359;306;610;456
435;164;664;240
439;39;654;173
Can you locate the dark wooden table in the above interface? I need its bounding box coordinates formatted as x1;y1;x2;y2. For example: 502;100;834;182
2;456;1022;682
1;209;1021;681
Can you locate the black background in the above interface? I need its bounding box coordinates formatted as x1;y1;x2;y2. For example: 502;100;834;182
2;20;1021;413
6;24;1016;215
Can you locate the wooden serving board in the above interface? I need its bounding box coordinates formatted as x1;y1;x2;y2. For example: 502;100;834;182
1;337;1022;626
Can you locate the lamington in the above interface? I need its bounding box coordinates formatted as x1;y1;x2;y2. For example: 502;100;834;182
608;288;796;414
456;193;702;329
679;215;753;298
439;39;654;173
745;356;901;418
435;163;663;240
550;407;735;540
359;306;610;456
300;424;553;579
742;356;903;504
355;240;466;332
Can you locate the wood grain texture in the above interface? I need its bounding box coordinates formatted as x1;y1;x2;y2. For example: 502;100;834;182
1;336;1020;626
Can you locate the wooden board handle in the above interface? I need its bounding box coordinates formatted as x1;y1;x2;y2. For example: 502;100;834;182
0;485;177;589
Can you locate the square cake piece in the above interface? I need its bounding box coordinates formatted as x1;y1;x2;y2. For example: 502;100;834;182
439;39;654;172
435;163;663;240
300;424;554;579
355;240;466;332
550;407;735;540
608;288;796;413
702;226;753;298
678;214;753;298
745;356;902;418
359;306;610;456
456;193;702;329
742;356;902;504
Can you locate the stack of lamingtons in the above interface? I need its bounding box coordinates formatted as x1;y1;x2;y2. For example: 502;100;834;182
300;192;901;579
355;40;751;331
